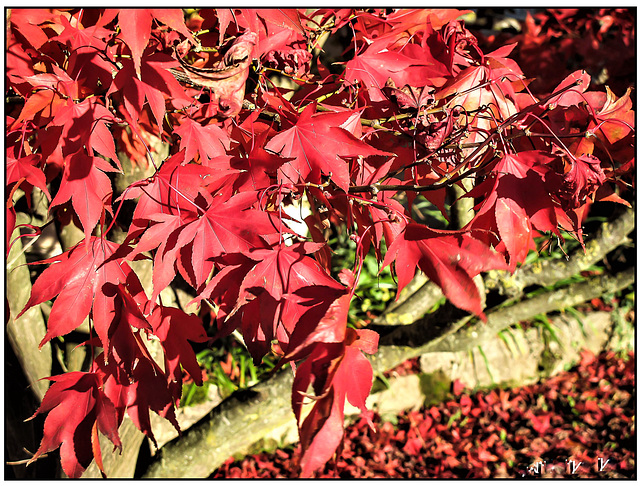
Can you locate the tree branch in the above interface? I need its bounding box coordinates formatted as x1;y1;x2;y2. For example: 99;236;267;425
370;266;634;374
373;278;441;326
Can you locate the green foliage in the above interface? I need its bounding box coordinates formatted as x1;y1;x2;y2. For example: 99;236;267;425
329;227;396;326
181;336;278;407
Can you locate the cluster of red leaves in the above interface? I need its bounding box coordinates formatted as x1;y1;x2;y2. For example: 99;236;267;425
479;8;635;96
6;8;634;477
213;350;635;478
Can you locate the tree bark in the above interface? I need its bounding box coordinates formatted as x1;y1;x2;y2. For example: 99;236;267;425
370;267;634;374
6;212;52;401
142;369;295;478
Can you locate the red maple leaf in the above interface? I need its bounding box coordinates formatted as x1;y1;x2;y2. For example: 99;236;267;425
91;281;150;367
169;191;277;291
558;154;606;209
11;88;66;131
49;97;121;166
22;65;80;101
265;104;391;191
27;372;121;478
468;152;561;269
345;36;449;102
97;350;180;446
174;117;231;164
333;329;379;413
127;188;277;300
383;223;507;317
122;151;216;235
50;12;112;52
593;86;634;144
436;64;519;145
284;269;354;359
298;386;345;477
9;9;60;50
66;46;115;96
228;242;344;359
148;305;208;401
283;267;379;477
218;10;306;59
235;242;338;308
6;154;51;202
547;69;591;108
188;254;256;338
18;237;147;355
116;9;194;78
229;131;286;192
293;328;378;477
108;52;192;130
50;152;116;246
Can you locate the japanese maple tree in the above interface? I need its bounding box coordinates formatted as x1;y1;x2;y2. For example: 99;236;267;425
6;8;634;478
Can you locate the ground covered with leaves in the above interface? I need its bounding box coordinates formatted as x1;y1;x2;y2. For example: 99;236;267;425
212;350;635;478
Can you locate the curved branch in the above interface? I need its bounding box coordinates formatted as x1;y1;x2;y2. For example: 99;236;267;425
370;267;634;374
374;278;441;326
